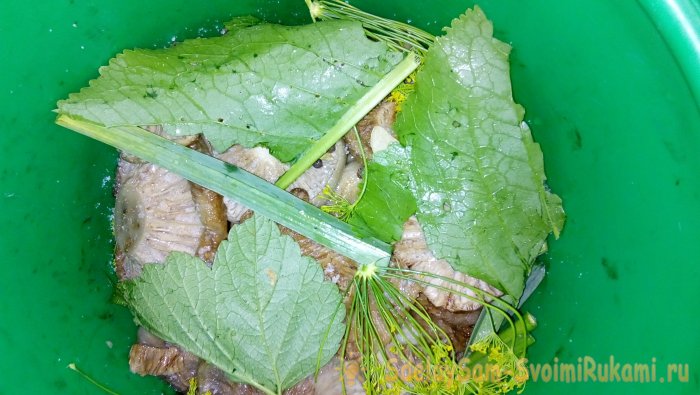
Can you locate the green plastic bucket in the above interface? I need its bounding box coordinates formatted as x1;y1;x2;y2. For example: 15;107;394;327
1;0;698;394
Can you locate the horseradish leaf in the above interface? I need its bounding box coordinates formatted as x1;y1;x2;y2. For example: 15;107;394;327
394;7;564;297
57;20;402;162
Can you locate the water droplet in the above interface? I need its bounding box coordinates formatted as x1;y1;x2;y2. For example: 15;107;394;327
72;22;78;28
101;175;111;188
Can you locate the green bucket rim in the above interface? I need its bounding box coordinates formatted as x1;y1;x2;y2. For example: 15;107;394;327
638;0;700;108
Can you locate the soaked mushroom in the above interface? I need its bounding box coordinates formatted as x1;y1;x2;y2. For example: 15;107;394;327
217;145;288;185
190;183;228;263
291;140;346;206
393;216;502;312
114;160;205;280
187;137;229;263
131;341;357;395
216;141;347;222
343;100;397;160
368;125;398;153
196;363;250;395
114;153;228;278
129;344;184;377
333;160;363;204
144;124;200;146
215;145;288;223
160;347;201;392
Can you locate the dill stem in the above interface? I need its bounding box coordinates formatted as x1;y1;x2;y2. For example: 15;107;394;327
381;268;529;352
67;363;120;395
309;0;435;55
274;54;419;189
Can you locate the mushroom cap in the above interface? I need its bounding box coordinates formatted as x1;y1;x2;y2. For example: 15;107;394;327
114;162;204;279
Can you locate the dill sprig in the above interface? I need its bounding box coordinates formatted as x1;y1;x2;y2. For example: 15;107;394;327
306;0;435;57
340;263;531;395
320;185;355;221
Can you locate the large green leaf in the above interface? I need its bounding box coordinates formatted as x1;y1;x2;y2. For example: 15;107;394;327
348;143;417;243
394;7;564;297
120;215;345;394
57;19;402;162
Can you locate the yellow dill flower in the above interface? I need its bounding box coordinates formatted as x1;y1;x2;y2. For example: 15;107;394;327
320;185;354;220
387;70;418;112
460;331;529;394
388;90;407;113
186;378;212;395
469;341;488;354
489;347;503;362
